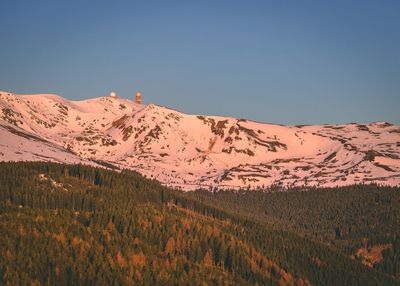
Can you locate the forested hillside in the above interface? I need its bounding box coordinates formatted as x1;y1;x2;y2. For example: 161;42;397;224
188;186;400;279
0;162;398;285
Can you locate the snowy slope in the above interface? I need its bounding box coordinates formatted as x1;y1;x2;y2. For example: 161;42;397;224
1;91;399;190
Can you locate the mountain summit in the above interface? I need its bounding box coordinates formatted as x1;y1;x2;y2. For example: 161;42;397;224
1;91;399;190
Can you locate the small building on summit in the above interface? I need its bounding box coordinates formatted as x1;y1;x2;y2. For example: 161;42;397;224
110;91;117;98
135;92;142;104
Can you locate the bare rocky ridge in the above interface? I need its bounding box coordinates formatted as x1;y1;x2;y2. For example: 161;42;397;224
1;91;399;190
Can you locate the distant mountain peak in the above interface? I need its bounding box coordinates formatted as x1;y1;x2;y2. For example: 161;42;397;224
0;91;399;190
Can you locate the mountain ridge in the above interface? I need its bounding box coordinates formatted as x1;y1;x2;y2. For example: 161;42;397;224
1;90;399;190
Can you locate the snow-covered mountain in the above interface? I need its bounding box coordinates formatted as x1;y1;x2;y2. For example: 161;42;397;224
1;91;399;190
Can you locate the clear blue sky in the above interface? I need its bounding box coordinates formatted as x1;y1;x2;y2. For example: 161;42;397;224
1;0;399;124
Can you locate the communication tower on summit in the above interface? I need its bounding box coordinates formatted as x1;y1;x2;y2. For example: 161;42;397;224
135;92;142;104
